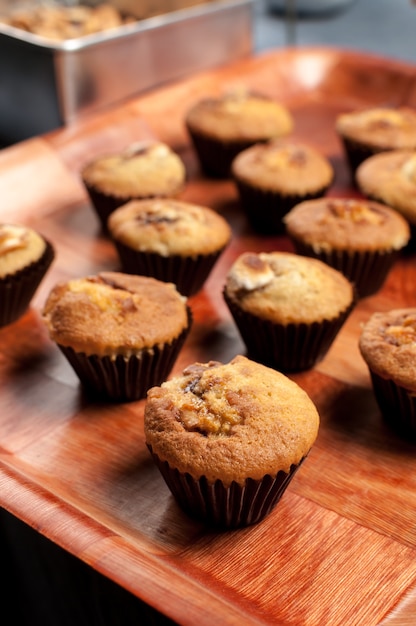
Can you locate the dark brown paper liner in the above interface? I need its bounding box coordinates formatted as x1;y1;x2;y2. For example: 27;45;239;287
57;307;192;402
339;136;384;180
289;237;400;298
113;240;226;297
0;240;54;328
224;290;354;372
234;179;332;235
187;129;261;178
369;371;416;438
148;446;306;529
83;183;133;231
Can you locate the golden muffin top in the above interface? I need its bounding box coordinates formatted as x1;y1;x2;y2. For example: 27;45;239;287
144;355;320;485
359;308;416;392
0;223;47;279
42;271;189;357
284;197;410;251
356;149;416;224
81;141;186;199
108;198;232;257
232;139;334;194
185;89;293;142
336;107;416;149
224;251;354;325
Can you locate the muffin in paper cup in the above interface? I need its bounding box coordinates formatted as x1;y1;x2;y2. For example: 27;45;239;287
223;251;355;373
359;308;416;438
284;197;410;299
107;199;231;297
231;139;334;235
144;356;319;529
335;106;416;179
0;224;55;328
81;141;187;230
185;90;294;178
42;272;192;402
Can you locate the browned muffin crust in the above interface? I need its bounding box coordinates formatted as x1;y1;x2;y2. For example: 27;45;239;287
359;308;416;391
336;107;416;150
144;355;319;485
42;271;189;356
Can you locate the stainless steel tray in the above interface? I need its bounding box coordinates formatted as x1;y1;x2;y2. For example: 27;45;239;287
0;0;253;143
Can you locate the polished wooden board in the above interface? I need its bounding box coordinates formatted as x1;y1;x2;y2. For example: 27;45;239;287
1;47;416;625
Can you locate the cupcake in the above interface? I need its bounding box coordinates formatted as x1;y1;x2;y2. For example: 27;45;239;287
335;106;416;177
359;308;416;438
107;198;232;297
81;140;187;229
0;223;54;328
144;355;320;528
185;89;294;178
41;272;192;402
231;138;334;234
356;149;416;235
223;251;355;372
284;197;410;298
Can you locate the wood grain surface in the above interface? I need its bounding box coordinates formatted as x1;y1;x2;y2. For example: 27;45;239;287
1;47;416;625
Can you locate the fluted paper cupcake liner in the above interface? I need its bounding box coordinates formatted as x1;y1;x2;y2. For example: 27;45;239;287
57;307;192;402
113;240;225;297
0;240;54;328
148;447;305;529
369;371;416;438
235;179;332;235
83;184;131;231
290;238;399;298
188;131;258;178
224;290;354;372
339;136;383;179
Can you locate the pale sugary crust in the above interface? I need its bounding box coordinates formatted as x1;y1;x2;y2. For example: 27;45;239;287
356;150;416;225
81;141;186;199
185;92;293;142
144;355;319;485
0;223;47;278
108;198;231;257
224;251;354;325
231;139;334;195
42;272;189;356
359;308;416;391
284;197;410;251
336;107;416;149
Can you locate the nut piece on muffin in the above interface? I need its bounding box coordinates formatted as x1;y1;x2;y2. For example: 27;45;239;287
185;88;294;178
0;223;54;328
107;198;232;296
81;140;187;230
335;106;416;177
356;149;416;235
144;354;320;528
223;251;355;372
284;197;410;298
231;138;334;234
42;271;192;402
359;308;416;438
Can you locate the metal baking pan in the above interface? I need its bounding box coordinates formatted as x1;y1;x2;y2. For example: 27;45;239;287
0;0;254;144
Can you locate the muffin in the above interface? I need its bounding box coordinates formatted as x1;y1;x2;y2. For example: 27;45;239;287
359;308;416;438
231;138;334;234
144;355;320;528
107;198;232;297
42;272;192;402
335;106;416;177
284;197;410;298
81;140;187;229
356;149;416;234
185;89;294;178
0;223;54;328
223;251;355;372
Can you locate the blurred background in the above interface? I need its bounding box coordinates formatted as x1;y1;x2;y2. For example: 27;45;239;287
254;0;416;62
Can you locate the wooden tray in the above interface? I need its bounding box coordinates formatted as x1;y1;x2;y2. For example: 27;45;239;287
1;47;416;626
